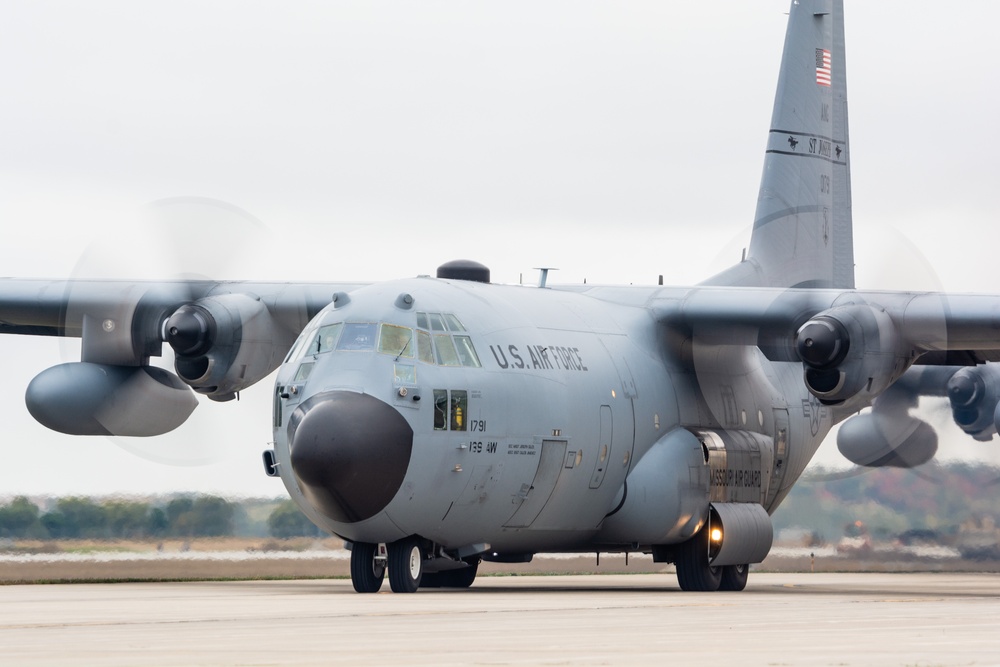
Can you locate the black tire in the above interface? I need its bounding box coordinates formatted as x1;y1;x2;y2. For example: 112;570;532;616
419;572;443;588
441;558;479;589
388;537;424;593
720;563;749;591
675;524;722;592
350;542;385;593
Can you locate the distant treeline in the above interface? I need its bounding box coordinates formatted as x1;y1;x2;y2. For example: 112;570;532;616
772;461;1000;542
0;496;321;541
4;462;999;543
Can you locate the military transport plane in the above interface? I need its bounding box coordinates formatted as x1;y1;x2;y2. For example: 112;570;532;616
2;0;1000;594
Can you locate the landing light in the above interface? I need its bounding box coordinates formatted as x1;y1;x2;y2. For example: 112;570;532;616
711;528;723;543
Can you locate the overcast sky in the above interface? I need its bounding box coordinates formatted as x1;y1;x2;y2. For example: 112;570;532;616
1;1;998;497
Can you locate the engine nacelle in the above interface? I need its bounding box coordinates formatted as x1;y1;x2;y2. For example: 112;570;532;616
795;304;908;407
25;362;197;436
164;293;288;401
836;411;937;468
947;365;1000;441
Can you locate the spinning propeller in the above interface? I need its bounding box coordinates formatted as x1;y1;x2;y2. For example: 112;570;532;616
30;197;286;465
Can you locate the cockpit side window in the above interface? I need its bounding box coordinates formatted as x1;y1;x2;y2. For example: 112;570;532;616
337;322;377;351
433;334;461;366
433;389;468;431
416;330;435;364
433;389;448;431
412;313;482;368
313;323;343;355
378;324;413;358
427;313;447;332
450;390;467;431
294;362;314;381
453;335;481;368
285;321;319;364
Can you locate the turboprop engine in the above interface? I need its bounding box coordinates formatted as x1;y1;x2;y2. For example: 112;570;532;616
946;365;1000;441
23;287;299;436
795;304;909;408
164;293;289;401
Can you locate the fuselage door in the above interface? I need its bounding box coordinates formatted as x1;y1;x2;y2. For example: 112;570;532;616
503;439;568;528
599;337;638;473
764;408;790;509
589;405;613;489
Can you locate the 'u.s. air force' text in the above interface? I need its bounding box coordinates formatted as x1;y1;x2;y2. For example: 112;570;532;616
489;344;588;372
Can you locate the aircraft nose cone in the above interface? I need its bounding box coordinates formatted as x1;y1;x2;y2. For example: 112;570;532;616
288;391;413;524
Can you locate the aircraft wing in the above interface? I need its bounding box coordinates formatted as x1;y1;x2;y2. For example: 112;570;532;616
0;278;364;435
0;278;356;338
645;284;1000;465
650;285;1000;402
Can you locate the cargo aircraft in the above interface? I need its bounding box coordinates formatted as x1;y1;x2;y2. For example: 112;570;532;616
3;0;1000;593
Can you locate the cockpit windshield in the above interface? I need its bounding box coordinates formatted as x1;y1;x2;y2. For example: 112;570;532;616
337;322;377;351
290;313;481;369
378;324;413;358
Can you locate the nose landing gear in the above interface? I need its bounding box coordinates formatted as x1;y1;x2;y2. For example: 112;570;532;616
388;536;425;593
350;542;387;593
349;538;482;593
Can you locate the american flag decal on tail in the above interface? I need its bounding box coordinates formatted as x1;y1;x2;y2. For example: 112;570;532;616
815;48;831;86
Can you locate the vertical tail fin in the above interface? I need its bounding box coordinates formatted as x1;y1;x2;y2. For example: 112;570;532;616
704;0;854;289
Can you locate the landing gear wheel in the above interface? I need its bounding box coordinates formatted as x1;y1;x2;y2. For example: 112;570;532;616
675;524;722;592
388;537;424;593
419;573;442;588
444;558;480;589
420;557;479;589
720;563;749;591
350;542;385;593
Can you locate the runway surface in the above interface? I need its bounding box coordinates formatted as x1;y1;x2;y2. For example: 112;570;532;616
3;572;999;666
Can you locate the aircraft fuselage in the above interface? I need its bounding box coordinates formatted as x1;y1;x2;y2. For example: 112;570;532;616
271;276;833;557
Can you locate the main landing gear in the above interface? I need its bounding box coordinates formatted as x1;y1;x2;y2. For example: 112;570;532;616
349;538;480;593
674;523;749;592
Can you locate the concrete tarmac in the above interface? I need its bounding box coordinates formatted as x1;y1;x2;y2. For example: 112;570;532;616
2;572;999;666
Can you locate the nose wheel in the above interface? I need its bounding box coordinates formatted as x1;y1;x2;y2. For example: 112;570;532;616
350;542;387;593
388;536;425;593
352;538;477;593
